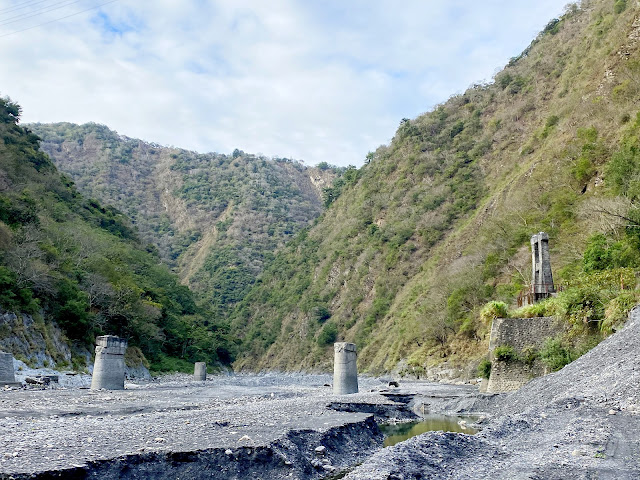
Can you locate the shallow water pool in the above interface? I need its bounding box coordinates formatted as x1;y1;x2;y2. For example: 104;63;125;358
380;415;478;447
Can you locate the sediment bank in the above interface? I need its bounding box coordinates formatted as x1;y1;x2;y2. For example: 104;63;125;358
0;375;446;479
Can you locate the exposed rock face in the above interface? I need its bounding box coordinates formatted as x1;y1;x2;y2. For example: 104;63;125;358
0;311;71;368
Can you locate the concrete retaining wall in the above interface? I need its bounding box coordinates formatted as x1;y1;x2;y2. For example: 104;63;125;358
486;317;564;393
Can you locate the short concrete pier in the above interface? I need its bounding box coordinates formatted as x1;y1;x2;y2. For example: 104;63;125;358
91;335;127;390
0;351;19;386
194;362;207;381
333;342;358;395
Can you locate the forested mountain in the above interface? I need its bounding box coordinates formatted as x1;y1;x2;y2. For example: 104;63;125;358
0;99;232;371
28;123;337;319
19;0;640;377
228;0;640;374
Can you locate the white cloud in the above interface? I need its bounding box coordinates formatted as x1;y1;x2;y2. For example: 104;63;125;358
0;0;568;166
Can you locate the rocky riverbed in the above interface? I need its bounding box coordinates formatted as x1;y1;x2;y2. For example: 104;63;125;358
0;374;452;479
4;306;640;479
345;307;640;480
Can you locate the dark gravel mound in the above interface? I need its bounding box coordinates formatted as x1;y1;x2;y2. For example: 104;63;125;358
346;307;640;480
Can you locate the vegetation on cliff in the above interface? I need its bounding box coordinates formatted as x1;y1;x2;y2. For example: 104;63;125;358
28;123;338;321
0;99;233;370
229;0;640;373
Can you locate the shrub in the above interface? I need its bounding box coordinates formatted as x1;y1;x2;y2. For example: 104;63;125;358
539;338;574;371
601;292;639;334
510;300;551;318
150;355;194;374
614;0;627;14
478;359;492;379
480;301;509;324
520;346;539;366
313;306;331;323
317;321;338;347
458;316;477;339
493;344;517;362
554;285;605;325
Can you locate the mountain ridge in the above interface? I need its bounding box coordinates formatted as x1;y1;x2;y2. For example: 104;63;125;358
28;122;339;320
229;0;640;374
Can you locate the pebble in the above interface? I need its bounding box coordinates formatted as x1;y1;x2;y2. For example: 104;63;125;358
314;445;326;455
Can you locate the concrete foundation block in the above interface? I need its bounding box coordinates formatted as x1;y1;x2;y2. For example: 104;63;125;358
333;342;358;395
91;336;127;390
0;351;18;386
194;362;207;381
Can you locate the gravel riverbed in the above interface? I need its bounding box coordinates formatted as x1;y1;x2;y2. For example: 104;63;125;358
4;305;640;479
0;374;438;479
346;307;640;480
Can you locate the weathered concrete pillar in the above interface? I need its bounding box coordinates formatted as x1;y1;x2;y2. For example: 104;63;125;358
91;335;127;390
333;342;358;395
0;351;17;386
194;362;207;381
531;232;554;301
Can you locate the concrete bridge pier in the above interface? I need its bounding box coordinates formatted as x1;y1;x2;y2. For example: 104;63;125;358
333;342;358;395
194;362;207;381
91;335;127;390
0;351;19;386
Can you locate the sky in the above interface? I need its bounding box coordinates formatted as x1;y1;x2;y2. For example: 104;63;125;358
0;0;570;167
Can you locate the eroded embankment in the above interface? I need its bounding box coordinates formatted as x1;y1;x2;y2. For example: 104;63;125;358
2;416;382;480
2;376;456;480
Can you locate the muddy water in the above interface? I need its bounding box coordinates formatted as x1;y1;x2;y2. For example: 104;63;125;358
381;415;478;446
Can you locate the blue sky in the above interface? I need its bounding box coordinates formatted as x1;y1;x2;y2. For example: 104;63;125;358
0;0;569;166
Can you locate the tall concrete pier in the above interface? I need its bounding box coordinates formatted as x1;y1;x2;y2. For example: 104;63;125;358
194;362;207;381
531;232;554;302
0;351;18;386
91;335;127;390
333;342;358;395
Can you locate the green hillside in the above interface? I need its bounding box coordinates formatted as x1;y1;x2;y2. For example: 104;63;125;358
230;0;640;374
28;123;338;319
0;99;232;371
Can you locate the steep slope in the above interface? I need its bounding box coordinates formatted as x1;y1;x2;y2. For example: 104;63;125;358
0;98;232;370
347;306;640;479
28;123;337;317
231;0;640;373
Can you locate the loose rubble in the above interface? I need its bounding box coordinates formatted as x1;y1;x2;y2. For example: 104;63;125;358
345;307;640;479
0;374;414;479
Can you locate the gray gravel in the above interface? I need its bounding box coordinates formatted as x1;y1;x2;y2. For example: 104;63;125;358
346;307;640;480
6;300;639;480
0;374;419;478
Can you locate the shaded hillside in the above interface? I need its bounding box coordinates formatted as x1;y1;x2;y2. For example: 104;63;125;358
0;98;232;370
231;0;640;373
28;123;337;317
